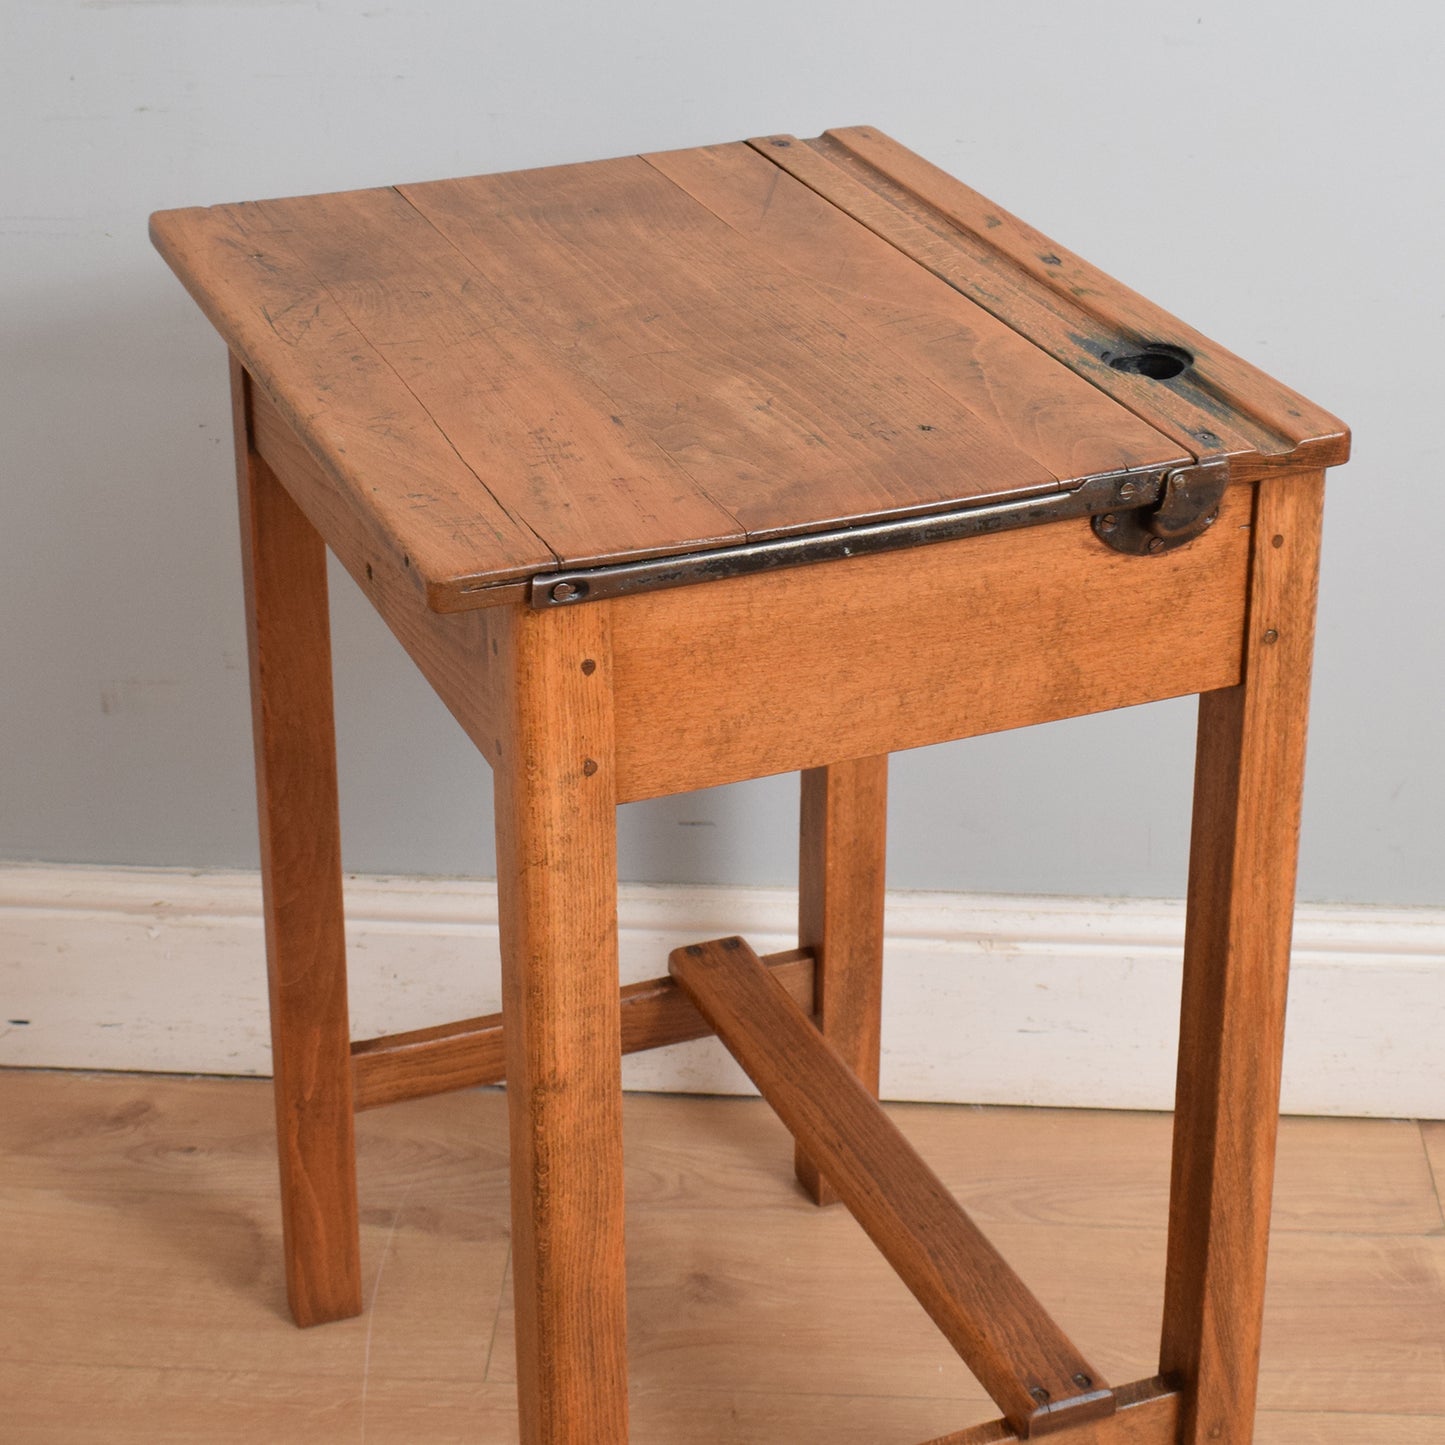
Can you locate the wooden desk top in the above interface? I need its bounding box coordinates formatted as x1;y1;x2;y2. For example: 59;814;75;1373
151;126;1348;612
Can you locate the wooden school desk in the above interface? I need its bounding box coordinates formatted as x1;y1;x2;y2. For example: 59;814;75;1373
151;126;1350;1444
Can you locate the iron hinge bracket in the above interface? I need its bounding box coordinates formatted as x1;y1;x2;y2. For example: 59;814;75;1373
1092;457;1229;556
529;459;1226;608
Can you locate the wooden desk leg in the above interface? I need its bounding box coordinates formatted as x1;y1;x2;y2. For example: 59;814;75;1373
1161;472;1326;1444
796;755;889;1205
232;360;362;1327
494;605;629;1445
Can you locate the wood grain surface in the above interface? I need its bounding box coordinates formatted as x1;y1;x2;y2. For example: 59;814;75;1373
1162;473;1328;1444
491;603;629;1443
4;1074;1441;1442
253;183;744;571
795;757;888;1205
152;203;554;609
232;360;362;1328
608;481;1251;801
750;128;1350;482
643;142;1186;485
670;937;1113;1437
398;154;1064;538
248;378;511;761
349;948;816;1111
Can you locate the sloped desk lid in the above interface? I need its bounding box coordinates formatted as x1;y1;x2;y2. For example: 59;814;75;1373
151;127;1348;612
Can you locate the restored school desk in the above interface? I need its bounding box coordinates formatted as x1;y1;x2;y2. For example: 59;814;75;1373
151;127;1350;1444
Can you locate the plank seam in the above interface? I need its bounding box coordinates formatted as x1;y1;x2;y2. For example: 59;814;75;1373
637;150;1075;497
387;180;752;553
246;197;563;583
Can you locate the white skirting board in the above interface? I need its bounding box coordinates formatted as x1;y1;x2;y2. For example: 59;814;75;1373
1;864;1441;1118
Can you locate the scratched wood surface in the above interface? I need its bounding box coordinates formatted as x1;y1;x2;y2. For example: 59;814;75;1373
150;200;554;612
754;128;1350;483
150;127;1285;612
643;142;1187;486
398;155;1062;541
4;1073;1442;1443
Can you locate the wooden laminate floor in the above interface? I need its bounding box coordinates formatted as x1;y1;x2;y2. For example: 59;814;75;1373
3;1069;1442;1443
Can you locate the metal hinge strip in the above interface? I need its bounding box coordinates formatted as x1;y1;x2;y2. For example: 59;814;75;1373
529;462;1216;608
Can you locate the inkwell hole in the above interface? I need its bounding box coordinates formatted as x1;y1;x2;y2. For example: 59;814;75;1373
1107;343;1193;380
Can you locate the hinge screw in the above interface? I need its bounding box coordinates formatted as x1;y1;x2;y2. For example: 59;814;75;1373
550;581;581;602
1072;1373;1093;1389
1098;513;1118;533
1147;536;1166;555
1263;629;1279;644
1029;1385;1051;1404
1117;482;1138;501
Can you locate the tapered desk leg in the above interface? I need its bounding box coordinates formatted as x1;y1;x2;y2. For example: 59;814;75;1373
232;360;362;1327
796;755;889;1205
1161;472;1326;1444
494;605;629;1445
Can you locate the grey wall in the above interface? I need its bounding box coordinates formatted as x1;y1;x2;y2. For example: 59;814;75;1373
3;1;1441;905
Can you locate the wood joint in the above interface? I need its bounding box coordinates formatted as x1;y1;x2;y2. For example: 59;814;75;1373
919;1377;1180;1445
348;947;815;1111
